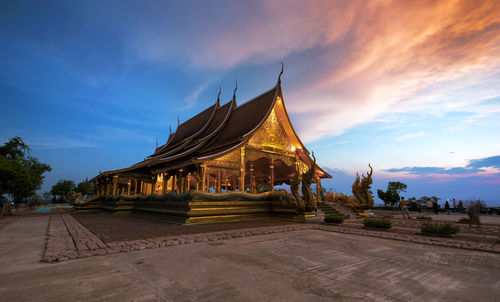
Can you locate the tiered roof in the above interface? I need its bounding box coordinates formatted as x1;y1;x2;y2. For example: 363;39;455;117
99;78;330;178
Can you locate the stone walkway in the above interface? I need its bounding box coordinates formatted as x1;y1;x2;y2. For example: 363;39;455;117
42;214;500;263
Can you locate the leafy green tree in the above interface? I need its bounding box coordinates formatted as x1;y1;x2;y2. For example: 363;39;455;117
50;180;75;201
0;137;51;203
377;181;407;207
76;181;94;196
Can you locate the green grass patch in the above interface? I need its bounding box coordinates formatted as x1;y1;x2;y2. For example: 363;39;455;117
324;215;345;224
363;217;392;229
421;222;459;236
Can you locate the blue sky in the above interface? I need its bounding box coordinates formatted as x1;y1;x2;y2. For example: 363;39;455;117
1;1;499;204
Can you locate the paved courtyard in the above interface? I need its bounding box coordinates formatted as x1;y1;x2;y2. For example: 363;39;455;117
1;215;500;301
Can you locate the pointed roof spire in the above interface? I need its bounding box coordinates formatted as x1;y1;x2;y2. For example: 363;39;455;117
155;137;158;149
233;81;238;99
217;85;221;103
169;123;172;136
278;61;284;85
177;114;180;126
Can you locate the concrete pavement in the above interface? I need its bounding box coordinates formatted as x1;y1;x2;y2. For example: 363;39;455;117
1;216;500;301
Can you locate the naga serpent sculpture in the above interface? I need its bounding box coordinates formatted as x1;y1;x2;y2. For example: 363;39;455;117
301;152;317;212
351;163;374;207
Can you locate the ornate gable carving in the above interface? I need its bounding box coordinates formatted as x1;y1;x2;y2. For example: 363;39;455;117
248;107;294;152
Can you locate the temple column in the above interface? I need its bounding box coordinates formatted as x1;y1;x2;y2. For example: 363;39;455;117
179;169;184;194
173;175;177;193
250;167;255;194
316;176;321;202
239;147;245;192
201;165;207;192
139;180;144;195
270;159;275;192
217;170;222;194
134;180;138;195
127;180;131;195
152;176;156;195
162;173;167;194
106;181;111;196
112;175;118;196
187;172;191;192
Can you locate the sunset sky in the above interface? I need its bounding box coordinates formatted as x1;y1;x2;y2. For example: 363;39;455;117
1;0;499;204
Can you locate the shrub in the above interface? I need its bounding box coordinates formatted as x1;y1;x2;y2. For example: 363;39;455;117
421;222;459;235
324;215;344;224
416;216;432;221
458;218;471;224
363;218;392;229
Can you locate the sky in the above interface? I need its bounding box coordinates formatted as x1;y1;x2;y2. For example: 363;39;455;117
1;0;499;205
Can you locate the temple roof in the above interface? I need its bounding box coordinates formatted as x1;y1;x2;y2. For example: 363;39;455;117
97;78;331;179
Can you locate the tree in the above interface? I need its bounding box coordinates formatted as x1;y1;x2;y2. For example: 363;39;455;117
0;137;51;203
42;192;52;201
50;180;75;201
377;181;407;207
76;181;94;196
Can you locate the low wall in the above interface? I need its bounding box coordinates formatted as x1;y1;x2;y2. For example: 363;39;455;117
75;191;317;224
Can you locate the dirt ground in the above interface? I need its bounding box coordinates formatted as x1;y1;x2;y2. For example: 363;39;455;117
73;213;299;243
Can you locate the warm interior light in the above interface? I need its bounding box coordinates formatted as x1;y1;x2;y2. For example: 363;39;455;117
290;145;296;152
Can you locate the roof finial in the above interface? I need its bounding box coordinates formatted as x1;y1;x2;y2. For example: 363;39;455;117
217;85;221;102
233;81;237;99
155;137;158;149
169;123;172;136
177;114;180;126
278;61;284;84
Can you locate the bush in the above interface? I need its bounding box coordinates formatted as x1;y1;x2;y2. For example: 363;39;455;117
421;222;459;235
458;218;471;224
363;218;392;229
324;215;344;224
416;216;432;221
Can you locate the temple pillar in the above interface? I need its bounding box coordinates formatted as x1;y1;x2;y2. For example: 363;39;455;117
134;180;138;195
162;173;167;195
139;180;143;195
152;176;156;195
112;175;118;196
316;176;321;202
239;147;245;192
270;159;275;192
106;181;110;196
127;180;131;195
173;175;177;193
201;165;207;192
217;170;222;194
250;167;255;194
179;169;184;194
187;172;191;192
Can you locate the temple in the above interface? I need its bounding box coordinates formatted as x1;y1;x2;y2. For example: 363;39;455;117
91;70;331;206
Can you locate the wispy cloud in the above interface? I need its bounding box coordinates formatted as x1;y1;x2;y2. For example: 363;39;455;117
383;155;500;184
125;0;500;142
395;132;425;142
183;82;211;110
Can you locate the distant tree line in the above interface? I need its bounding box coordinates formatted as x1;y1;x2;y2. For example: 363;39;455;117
0;137;51;204
0;136;93;205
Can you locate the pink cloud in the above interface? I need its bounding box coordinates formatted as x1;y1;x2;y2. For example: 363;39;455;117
128;0;500;142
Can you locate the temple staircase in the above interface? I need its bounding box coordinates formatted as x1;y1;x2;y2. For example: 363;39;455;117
317;202;349;220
